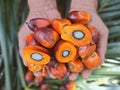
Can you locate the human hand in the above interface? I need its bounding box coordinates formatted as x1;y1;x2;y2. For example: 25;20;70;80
18;0;108;80
69;0;109;79
18;0;61;66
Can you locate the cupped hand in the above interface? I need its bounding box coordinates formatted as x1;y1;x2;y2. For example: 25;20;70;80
69;0;109;79
18;9;61;66
18;8;61;78
81;10;109;79
18;0;109;80
68;11;109;79
18;0;61;72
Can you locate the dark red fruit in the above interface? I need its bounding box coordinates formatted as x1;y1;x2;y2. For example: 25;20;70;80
40;83;51;90
67;11;90;24
25;71;34;83
34;27;59;48
34;76;44;86
27;18;51;32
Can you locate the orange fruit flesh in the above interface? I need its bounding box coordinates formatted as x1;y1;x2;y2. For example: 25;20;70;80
23;49;50;65
55;41;77;63
52;19;71;34
61;24;92;47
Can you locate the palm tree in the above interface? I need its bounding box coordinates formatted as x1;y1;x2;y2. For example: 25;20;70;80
0;0;120;90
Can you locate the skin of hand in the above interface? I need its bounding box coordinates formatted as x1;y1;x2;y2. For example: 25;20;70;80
18;0;60;78
69;0;109;79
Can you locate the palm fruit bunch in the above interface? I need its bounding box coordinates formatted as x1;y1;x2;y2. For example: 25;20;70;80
23;11;102;90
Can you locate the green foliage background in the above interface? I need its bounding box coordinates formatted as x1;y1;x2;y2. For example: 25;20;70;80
0;0;120;90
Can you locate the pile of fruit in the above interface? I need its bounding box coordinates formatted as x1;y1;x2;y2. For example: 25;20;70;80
23;11;102;90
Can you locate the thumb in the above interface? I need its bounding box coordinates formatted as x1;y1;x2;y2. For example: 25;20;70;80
89;13;109;62
96;32;108;62
82;68;92;79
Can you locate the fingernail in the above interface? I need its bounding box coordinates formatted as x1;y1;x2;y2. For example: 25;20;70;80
33;72;42;77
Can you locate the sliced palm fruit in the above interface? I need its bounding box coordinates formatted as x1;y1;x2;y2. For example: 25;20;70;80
52;19;71;34
27;63;45;72
54;41;77;63
61;24;92;47
23;46;50;65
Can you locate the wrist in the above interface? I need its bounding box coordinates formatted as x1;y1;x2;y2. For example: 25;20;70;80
26;8;60;21
70;0;98;13
28;0;57;12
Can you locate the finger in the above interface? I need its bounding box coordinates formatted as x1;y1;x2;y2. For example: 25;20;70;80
82;68;92;79
18;23;33;66
69;72;79;81
96;32;108;62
